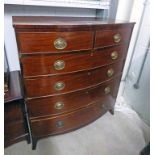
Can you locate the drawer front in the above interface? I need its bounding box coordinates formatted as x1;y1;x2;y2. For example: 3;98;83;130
95;28;133;48
31;100;111;137
24;61;124;98
27;76;121;118
21;45;127;77
5;122;25;140
5;102;23;123
17;31;93;53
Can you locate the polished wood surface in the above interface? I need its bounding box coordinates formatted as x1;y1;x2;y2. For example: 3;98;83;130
13;16;135;30
5;101;23;123
4;71;30;147
95;28;133;48
17;31;93;53
24;62;123;98
4;101;29;148
31;100;112;137
21;45;127;77
27;76;121;118
13;16;135;149
4;71;23;103
5;121;27;141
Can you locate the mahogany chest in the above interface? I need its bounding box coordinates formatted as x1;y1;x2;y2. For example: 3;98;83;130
13;16;134;149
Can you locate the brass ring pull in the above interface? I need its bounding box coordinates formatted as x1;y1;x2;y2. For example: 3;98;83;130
56;121;64;128
54;38;67;50
111;51;118;60
54;81;65;91
54;60;65;70
104;86;111;94
54;101;64;110
107;68;114;77
113;33;121;43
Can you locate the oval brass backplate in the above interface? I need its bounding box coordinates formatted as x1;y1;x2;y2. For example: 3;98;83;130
54;60;65;70
113;33;121;43
54;101;64;110
54;38;67;50
55;121;64;128
111;51;118;60
104;86;111;94
54;81;65;91
107;68;114;77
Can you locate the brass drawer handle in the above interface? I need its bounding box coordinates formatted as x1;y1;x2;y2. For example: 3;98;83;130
111;51;118;60
104;86;111;94
54;81;65;91
54;101;64;110
107;68;114;77
56;121;64;128
113;33;121;43
54;38;67;50
54;60;65;70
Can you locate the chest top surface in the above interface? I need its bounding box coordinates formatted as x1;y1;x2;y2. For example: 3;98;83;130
13;16;135;30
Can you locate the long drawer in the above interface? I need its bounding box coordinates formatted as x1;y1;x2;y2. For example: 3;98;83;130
24;61;124;98
21;45;127;77
31;100;111;137
27;76;121;118
16;31;93;53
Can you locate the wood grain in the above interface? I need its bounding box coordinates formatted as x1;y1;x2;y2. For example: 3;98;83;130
21;45;127;77
31;100;113;137
4;71;30;148
12;16;135;149
17;31;93;53
24;62;124;98
27;76;121;119
13;16;135;30
4;71;23;103
95;27;133;48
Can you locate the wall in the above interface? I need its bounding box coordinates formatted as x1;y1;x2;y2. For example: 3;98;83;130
116;0;134;21
4;4;96;71
121;0;150;125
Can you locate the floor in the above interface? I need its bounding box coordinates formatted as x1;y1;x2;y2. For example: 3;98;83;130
5;101;149;155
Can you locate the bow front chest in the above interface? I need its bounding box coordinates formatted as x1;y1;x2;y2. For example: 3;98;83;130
13;16;134;149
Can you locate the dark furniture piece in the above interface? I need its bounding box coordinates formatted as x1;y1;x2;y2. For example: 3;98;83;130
13;16;134;149
140;143;150;155
4;71;30;147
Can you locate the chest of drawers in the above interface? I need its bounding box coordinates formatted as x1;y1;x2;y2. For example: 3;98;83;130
13;16;134;149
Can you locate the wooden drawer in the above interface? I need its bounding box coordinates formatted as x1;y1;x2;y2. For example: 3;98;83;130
5;101;23;123
21;45;127;77
27;76;121;118
24;61;124;98
95;27;133;48
31;100;110;137
5;121;26;141
17;31;93;53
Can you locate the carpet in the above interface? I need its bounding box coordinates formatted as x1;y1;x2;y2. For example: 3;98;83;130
5;103;149;155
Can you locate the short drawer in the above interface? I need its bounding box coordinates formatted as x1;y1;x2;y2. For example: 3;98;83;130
24;62;124;98
95;27;133;48
30;100;111;137
27;76;121;118
21;45;127;77
17;31;93;53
